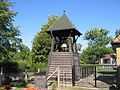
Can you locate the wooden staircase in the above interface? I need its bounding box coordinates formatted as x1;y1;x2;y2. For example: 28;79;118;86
47;52;73;86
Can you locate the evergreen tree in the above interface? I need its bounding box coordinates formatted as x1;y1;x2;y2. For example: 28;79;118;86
32;15;58;63
13;44;31;61
0;0;22;61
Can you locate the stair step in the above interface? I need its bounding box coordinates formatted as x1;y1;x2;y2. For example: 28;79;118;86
52;52;71;55
49;67;71;69
48;70;72;73
50;63;71;65
51;56;70;57
49;68;72;70
50;59;71;61
48;72;72;75
50;62;71;64
50;62;71;63
48;73;72;76
49;66;72;68
49;68;71;71
48;73;72;75
47;76;72;80
50;64;71;66
49;70;71;72
51;55;71;57
51;58;71;59
47;52;74;86
47;80;72;83
51;58;71;62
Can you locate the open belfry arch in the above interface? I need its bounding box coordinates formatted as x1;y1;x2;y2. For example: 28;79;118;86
46;12;82;86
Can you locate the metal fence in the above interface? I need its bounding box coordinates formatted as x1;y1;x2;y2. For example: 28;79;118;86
78;64;117;88
96;65;117;88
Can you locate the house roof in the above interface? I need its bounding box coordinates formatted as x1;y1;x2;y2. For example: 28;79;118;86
111;35;120;44
102;53;116;59
46;14;82;36
102;54;111;59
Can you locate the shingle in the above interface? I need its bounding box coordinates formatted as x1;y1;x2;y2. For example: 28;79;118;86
46;14;82;36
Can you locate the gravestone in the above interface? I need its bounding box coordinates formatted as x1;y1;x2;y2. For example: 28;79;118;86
34;77;47;89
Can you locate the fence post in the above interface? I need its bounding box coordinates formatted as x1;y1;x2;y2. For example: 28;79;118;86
94;65;97;87
117;65;120;88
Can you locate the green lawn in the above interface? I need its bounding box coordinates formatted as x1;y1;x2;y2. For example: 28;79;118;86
97;70;117;76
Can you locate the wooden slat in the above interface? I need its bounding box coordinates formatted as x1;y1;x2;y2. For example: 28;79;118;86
47;52;73;86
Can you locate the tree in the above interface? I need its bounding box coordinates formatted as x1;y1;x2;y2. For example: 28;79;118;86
32;15;58;63
84;28;112;46
115;29;120;37
0;0;22;61
13;44;31;61
81;46;113;64
81;28;113;64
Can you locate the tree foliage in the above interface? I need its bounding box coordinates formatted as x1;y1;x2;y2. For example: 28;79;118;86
13;44;31;61
0;0;22;61
115;29;120;37
81;28;113;64
32;15;58;63
84;28;112;46
81;46;113;64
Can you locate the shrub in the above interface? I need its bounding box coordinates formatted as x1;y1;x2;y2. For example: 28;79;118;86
52;80;57;90
0;87;6;90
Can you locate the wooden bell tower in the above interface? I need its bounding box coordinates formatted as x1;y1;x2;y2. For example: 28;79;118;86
46;13;82;86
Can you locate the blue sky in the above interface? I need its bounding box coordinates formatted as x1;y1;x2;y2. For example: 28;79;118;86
9;0;120;50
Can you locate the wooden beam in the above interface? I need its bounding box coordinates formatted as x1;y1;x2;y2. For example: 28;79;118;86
68;37;72;52
57;66;60;87
47;67;59;80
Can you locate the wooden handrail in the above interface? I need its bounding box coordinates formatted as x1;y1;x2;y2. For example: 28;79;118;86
47;67;59;80
47;66;60;87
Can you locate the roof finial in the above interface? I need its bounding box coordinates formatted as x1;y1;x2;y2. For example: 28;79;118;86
63;10;66;14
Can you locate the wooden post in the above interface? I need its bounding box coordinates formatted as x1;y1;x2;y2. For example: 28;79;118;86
68;37;72;52
73;36;77;52
51;32;56;52
94;65;97;87
72;65;75;86
117;65;120;88
1;67;3;75
58;66;60;87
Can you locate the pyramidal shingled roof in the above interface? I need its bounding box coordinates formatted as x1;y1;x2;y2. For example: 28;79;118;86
46;14;82;35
